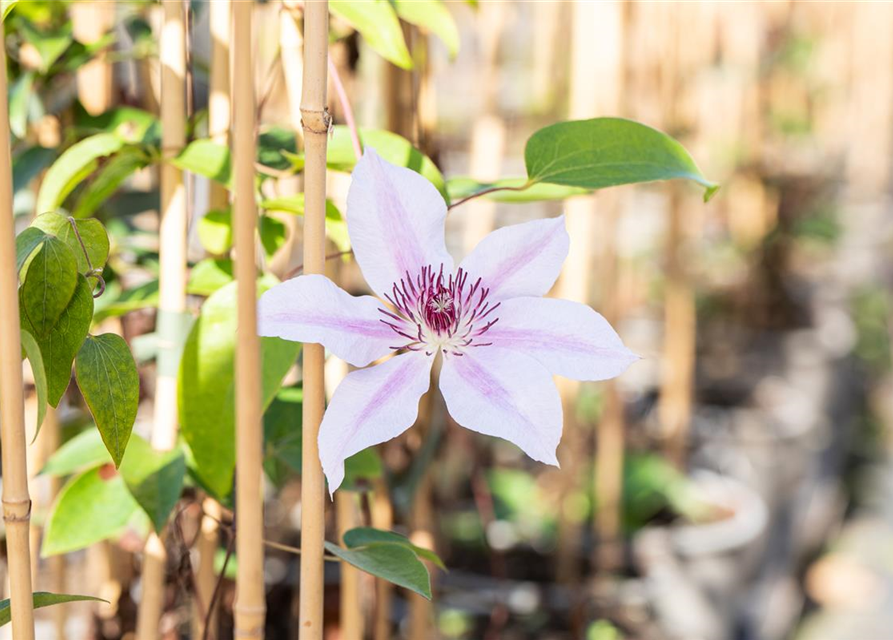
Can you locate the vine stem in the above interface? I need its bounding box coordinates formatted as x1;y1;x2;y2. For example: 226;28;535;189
446;182;532;210
232;1;266;638
328;57;362;160
0;29;35;640
67;217;106;297
299;1;331;638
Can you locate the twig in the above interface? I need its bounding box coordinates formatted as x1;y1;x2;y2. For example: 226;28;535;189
328;57;362;161
446;183;532;210
263;539;342;562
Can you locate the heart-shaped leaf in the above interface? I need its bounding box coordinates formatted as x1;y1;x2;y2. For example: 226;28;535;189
20;235;78;338
324;541;432;599
75;334;139;468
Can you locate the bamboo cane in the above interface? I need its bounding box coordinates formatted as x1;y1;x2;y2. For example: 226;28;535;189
232;1;266;638
0;33;36;640
408;473;435;640
554;0;626;582
336;492;363;640
370;478;394;640
135;2;188;637
70;1;115;115
299;2;330;637
43;408;67;640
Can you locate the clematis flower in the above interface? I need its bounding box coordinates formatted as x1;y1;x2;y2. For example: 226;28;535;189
258;150;639;493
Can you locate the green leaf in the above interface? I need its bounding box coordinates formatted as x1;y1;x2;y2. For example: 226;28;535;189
258;126;299;171
75;106;159;145
31;212;110;274
342;448;383;491
119;437;186;533
525;118;719;202
172;139;231;186
72;146;150;218
14;227;47;274
179;282;300;497
0;592;107;627
94;279;158;322
324;541;432;599
75;334;140;468
20;329;47;441
447;176;590;203
343;527;445;569
1;0;18;23
330;0;413;69
261;195;343;221
36;133;125;214
39;427;112;477
394;0;459;58
291;127;447;202
8;72;34;139
20;235;78;338
197;211;287;258
42;466;140;556
263;386;303;488
22;275;94;407
197;210;233;255
187;259;233;297
13;145;56;216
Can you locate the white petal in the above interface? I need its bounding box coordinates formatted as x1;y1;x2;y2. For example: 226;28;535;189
488;297;639;381
258;274;396;367
459;216;569;301
439;347;562;465
347;149;453;298
319;351;434;493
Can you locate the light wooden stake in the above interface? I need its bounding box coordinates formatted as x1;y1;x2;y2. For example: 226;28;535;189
232;1;266;638
299;1;330;638
336;492;363;640
135;1;188;637
0;34;36;640
71;1;115;115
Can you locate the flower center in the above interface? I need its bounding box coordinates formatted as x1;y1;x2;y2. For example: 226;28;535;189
379;265;500;356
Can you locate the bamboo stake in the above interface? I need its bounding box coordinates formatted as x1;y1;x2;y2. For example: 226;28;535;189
43;408;67;640
194;3;231;634
336;492;363;640
70;1;115;115
209;0;232;212
299;2;330;638
232;1;266;638
135;2;188;637
408;473;435;640
370;478;394;640
555;0;626;581
0;33;36;640
460;1;507;253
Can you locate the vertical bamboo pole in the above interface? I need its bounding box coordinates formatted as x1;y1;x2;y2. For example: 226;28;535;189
232;1;266;638
555;0;626;582
70;1;115;115
194;4;231;636
370;479;394;640
0;34;36;640
408;473;435;640
336;492;363;640
135;2;187;638
208;0;232;212
43;408;67;639
299;2;330;637
460;1;507;253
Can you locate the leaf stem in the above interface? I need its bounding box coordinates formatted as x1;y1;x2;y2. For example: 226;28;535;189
328;57;362;161
283;249;353;281
263;539;342;562
446;182;534;210
66;217;105;298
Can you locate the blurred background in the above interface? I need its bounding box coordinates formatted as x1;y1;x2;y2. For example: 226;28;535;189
6;1;893;639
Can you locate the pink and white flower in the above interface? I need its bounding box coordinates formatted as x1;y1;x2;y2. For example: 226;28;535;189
259;150;639;492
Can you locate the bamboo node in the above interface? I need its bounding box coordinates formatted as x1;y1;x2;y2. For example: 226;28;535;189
300;107;332;135
2;497;32;522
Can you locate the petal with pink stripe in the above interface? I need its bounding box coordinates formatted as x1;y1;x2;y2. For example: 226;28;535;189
258;274;395;367
439;347;562;466
347;148;453;298
459;216;569;301
319;351;434;493
488;297;639;381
